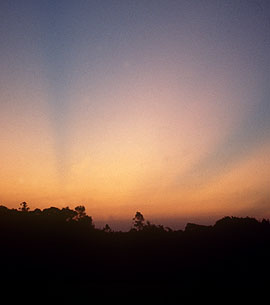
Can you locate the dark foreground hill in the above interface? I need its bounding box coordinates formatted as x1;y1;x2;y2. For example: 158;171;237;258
0;204;269;302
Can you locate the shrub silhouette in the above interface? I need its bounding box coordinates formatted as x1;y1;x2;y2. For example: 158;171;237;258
103;224;112;233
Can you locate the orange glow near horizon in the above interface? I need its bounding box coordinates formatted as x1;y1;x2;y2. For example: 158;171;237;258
0;76;269;226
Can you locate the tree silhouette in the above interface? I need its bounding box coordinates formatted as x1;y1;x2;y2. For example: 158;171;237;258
19;202;29;212
103;224;112;233
75;205;86;220
133;211;145;231
61;207;77;222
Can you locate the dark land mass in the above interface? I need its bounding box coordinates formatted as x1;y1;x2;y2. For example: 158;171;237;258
0;203;269;303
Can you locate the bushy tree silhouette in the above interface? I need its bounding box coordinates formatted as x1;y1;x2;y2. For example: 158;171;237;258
19;202;29;212
75;205;86;220
133;211;145;231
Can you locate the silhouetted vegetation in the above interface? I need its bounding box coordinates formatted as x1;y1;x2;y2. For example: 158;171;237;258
0;203;269;300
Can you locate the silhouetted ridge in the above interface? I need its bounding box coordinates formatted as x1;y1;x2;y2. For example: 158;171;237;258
214;215;261;228
0;203;269;296
185;223;212;232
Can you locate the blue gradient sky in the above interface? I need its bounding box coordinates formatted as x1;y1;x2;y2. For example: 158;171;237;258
0;0;269;229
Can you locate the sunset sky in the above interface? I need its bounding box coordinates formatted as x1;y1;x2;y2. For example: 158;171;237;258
0;0;269;229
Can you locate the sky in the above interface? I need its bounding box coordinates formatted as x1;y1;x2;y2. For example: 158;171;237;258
0;0;269;230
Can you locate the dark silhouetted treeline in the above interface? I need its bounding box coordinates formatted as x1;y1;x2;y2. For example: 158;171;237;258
0;203;269;301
